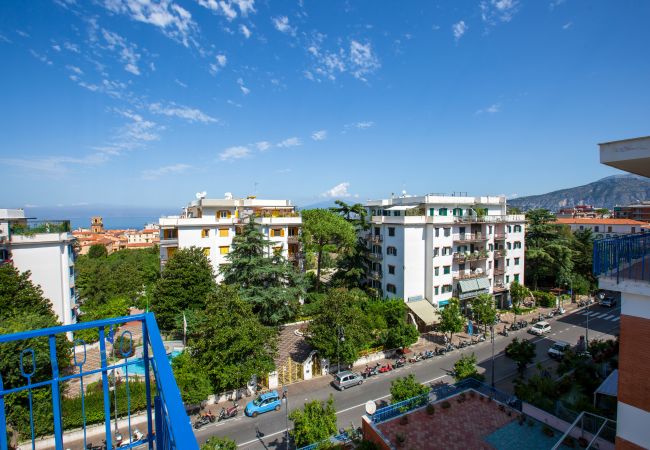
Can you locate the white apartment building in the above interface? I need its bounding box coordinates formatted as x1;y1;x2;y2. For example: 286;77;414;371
595;136;650;450
364;194;525;325
159;194;301;280
555;218;648;240
0;209;77;327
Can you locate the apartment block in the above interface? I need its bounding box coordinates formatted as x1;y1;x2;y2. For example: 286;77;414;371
159;194;302;280
596;136;650;450
0;209;77;326
555;218;648;239
363;194;525;324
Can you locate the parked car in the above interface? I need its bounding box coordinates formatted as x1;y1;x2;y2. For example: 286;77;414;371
547;341;571;359
331;371;364;391
529;321;551;336
601;296;617;307
245;391;281;417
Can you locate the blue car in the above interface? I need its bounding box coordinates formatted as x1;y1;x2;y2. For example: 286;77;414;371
245;391;282;417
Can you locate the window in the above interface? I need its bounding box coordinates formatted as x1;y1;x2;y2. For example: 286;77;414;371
433;247;440;257
203;247;211;256
632;227;636;233
388;227;395;237
488;261;492;269
374;227;380;236
70;287;75;299
271;228;285;237
453;208;463;217
218;210;231;218
579;225;584;230
594;226;599;232
459;227;466;234
219;228;228;237
489;226;493;234
434;267;439;276
442;284;452;293
435;228;440;237
219;246;229;255
201;228;209;238
506;275;510;283
273;246;282;255
459;263;465;271
387;246;397;256
439;208;448;216
443;265;450;274
429;208;435;216
514;274;520;283
506;258;510;267
514;257;520;265
507;225;512;233
69;266;74;276
386;284;397;294
289;227;299;236
514;225;522;232
434;286;439;295
388;265;395;275
444;246;452;255
488;243;494;251
607;226;612;232
444;228;451;237
507;242;512;250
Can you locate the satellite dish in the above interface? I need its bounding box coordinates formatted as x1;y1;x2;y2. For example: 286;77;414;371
195;191;207;200
224;192;233;200
365;401;376;415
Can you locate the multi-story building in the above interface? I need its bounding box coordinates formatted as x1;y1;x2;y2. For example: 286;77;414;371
363;194;525;322
614;201;650;222
555;218;648;239
159;194;302;280
0;209;77;326
126;227;160;248
557;204;608;218
595;135;650;450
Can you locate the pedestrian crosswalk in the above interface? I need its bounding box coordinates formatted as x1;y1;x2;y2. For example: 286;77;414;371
575;310;620;321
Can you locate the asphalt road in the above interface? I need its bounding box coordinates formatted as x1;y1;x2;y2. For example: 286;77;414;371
195;303;621;450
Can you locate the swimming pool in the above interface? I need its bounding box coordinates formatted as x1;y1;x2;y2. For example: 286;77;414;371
124;349;182;376
484;418;572;450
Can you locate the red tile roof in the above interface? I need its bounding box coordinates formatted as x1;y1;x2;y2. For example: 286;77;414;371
555;218;648;225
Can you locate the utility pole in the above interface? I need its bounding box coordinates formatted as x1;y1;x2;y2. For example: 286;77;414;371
490;324;495;387
283;386;289;447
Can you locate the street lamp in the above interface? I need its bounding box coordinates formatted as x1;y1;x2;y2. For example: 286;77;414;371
490;324;495;387
283;387;289;446
336;326;345;373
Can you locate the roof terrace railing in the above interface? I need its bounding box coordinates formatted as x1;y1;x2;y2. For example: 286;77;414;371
593;232;650;284
9;220;71;236
0;313;198;450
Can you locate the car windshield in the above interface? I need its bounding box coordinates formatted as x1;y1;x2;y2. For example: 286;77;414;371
534;324;544;329
253;397;264;406
552;343;565;350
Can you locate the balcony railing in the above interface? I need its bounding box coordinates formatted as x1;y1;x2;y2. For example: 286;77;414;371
369;270;382;280
593;232;650;284
493;233;506;240
369;252;383;261
453;272;488;281
287;235;300;244
0;313;198;450
366;233;383;243
453;251;488;263
455;233;488;243
10;220;71;236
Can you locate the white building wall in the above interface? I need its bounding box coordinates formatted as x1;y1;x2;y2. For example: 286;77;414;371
402;226;426;301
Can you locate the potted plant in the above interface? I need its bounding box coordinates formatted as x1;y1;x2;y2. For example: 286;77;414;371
577;437;589;448
469;391;476;399
426;404;435;415
441;401;451;409
542;424;554;437
400;415;409;425
396;433;406;447
563;437;576;448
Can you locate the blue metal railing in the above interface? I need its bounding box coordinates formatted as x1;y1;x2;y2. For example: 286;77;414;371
296;432;352;450
593;232;650;284
0;313;198;450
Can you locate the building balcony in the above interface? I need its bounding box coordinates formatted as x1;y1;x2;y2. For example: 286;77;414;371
453;251;488;263
369;270;382;280
287;235;300;244
593;232;650;291
455;233;488;243
369;252;383;261
494;249;507;258
366;233;383;243
0;313;198;449
493;233;506;240
493;268;505;276
10;220;71;236
453;271;488;281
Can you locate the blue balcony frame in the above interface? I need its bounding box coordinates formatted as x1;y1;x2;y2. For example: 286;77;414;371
593;232;650;284
0;313;198;450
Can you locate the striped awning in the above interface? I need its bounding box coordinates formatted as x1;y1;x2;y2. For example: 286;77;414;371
458;277;490;299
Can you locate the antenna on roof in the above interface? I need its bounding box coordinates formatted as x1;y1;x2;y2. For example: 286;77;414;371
195;191;207;200
224;192;233;200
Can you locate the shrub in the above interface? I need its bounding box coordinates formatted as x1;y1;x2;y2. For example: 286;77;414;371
396;433;406;444
532;291;556;308
441;401;451;409
542;424;554;437
426;404;435;415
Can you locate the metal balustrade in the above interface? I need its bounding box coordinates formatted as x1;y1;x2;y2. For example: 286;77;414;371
593;232;650;284
0;313;198;450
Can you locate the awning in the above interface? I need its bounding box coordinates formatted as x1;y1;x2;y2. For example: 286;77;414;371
458;277;490;299
595;370;618;398
438;300;450;307
385;205;418;211
405;299;440;326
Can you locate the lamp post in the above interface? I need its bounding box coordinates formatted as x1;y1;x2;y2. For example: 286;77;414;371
490;324;495;387
283;386;289;447
336;326;345;373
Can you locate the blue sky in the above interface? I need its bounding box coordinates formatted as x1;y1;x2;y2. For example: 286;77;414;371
1;0;649;209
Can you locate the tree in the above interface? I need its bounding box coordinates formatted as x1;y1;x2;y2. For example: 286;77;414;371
438;298;464;344
74;296;130;343
301;209;356;291
201;437;237;450
171;351;213;405
306;289;371;368
151;247;216;332
507;206;523;215
220;221;305;325
505;338;536;376
453;353;484;382
87;244;107;259
363;298;419;349
509;281;528;324
328;201;371;291
191;286;277;393
390;374;429;403
289;396;337;448
471;294;497;335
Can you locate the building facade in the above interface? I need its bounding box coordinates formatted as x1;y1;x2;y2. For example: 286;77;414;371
555;218;648;239
596;135;650;450
0;209;77;327
363;194;525;317
614;202;650;222
159;195;302;280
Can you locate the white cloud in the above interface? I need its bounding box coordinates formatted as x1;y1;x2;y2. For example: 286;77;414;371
175;78;188;88
149;102;219;123
197;0;254;19
306;37;380;82
321;182;352;198
311;130;327;141
562;21;573;30
349;40;380;81
476;103;501;114
346;121;374;130
237;77;250;95
216;54;227;66
277;137;302;148
219;145;251;161
452;21;468;41
240;24;251;38
255;141;271;151
101;28;142;75
52;43;61;51
0;33;12;44
66;65;83;75
272;16;295;35
549;0;566;10
209;53;228;74
29;49;53;65
142;163;190;180
480;0;520;25
227;99;242;107
16;30;30;38
102;0;197;47
63;41;80;53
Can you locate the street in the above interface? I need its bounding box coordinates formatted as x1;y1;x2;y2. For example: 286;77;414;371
196;303;621;450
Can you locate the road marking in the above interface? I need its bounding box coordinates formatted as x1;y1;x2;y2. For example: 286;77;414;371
603;315;615;321
613;317;620;321
237;428;287;448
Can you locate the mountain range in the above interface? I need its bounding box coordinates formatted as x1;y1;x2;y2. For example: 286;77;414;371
508;174;650;211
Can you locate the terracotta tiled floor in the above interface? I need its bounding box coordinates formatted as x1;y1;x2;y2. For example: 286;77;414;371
376;392;517;450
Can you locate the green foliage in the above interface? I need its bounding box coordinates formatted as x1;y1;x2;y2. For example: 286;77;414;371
532;290;556;308
201;437;238;450
301;209;356;290
172;351;213;404
438;298;464;342
505;338;537;376
356;441;380;450
306;289;371;365
514;368;558;413
471;294;497;334
390;374;429;403
362;298;419;349
289;396;337;448
191;285;277;393
453;353;484;382
74;296;130;343
151;247;216;333
88;244;108;259
220;221;306;326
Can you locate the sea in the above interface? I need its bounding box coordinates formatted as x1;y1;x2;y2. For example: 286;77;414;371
69;216;160;230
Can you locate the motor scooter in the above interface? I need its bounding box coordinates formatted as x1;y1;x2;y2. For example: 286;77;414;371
218;401;239;421
193;410;216;429
379;363;393;373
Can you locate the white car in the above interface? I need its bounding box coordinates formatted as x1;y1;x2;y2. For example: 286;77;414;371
548;341;571;359
529;321;551;336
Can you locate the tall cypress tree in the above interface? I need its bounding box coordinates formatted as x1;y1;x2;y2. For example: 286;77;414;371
220;221;305;326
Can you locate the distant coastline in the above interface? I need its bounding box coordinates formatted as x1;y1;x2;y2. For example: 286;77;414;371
70;216;160;230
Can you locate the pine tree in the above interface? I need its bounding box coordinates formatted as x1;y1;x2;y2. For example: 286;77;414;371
220;221;306;326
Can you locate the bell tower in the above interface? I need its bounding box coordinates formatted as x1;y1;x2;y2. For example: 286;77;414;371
91;216;104;234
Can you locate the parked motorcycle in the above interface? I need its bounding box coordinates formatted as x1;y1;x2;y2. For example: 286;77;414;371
394;356;407;368
423;350;435;359
218;401;239;421
435;347;446;356
362;363;380;378
193;410;216;429
379;363;393;373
